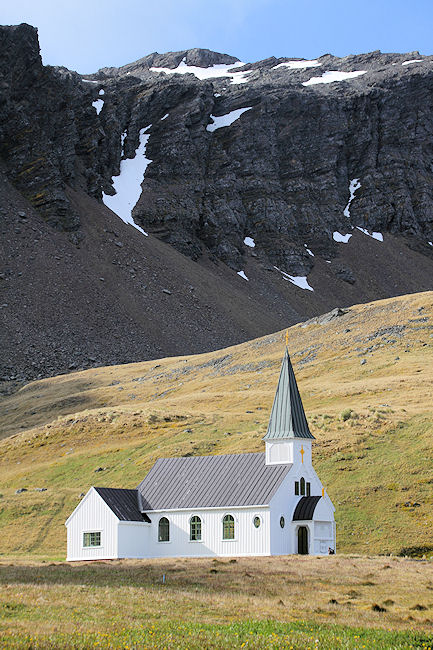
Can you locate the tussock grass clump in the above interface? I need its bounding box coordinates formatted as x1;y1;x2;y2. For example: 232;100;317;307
399;545;433;558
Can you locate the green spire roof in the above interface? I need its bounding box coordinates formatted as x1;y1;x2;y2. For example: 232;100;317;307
263;348;314;440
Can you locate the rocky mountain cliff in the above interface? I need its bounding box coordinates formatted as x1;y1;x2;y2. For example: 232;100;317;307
1;23;432;382
98;45;433;272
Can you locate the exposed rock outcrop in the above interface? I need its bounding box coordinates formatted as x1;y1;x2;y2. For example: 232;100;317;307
2;25;433;271
0;24;432;382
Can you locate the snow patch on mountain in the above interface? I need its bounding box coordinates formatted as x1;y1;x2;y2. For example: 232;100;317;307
274;266;314;291
244;236;255;247
344;178;361;218
102;125;152;236
273;59;321;70
304;244;314;256
92;99;104;114
237;270;249;280
303;70;366;86
333;231;352;243
207;107;252;132
402;59;423;66
356;227;383;241
150;59;252;84
160;113;169;120
230;70;253;84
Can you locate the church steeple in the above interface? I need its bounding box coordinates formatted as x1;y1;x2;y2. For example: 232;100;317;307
264;347;314;441
264;347;314;466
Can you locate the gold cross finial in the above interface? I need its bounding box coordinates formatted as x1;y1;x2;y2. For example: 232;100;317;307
285;329;289;346
300;445;305;463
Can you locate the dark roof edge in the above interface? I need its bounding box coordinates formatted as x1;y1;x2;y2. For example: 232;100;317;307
94;487;151;523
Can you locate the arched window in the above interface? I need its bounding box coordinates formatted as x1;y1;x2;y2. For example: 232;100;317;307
158;517;170;542
295;481;299;495
222;514;235;540
300;477;306;496
306;482;311;497
190;516;202;541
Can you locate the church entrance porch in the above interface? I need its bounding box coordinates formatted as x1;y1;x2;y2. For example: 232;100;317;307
297;526;309;554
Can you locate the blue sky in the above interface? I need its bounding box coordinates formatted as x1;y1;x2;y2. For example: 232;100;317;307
3;0;432;73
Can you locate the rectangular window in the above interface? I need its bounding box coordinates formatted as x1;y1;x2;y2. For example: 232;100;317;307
306;482;311;497
83;532;101;547
295;481;299;495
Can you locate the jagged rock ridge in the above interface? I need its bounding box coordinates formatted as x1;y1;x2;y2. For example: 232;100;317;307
2;24;433;271
0;24;432;382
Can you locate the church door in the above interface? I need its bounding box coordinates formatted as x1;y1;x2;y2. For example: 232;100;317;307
297;526;308;554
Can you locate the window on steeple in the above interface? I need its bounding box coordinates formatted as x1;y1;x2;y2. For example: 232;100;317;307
306;482;311;497
295;481;299;495
300;477;305;496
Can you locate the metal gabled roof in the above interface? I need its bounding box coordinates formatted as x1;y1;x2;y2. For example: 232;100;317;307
293;495;321;521
263;347;314;441
137;452;292;511
94;487;151;522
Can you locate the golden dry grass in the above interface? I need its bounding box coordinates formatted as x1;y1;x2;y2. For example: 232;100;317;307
1;555;432;636
0;291;432;558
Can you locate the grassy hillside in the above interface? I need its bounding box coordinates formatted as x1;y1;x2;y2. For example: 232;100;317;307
0;291;432;559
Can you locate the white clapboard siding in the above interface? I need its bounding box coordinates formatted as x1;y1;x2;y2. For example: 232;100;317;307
269;472;297;555
141;507;270;558
118;521;151;558
66;488;118;561
312;498;336;554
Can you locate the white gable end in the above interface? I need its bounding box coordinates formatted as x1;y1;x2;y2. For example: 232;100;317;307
65;487;118;527
66;487;119;561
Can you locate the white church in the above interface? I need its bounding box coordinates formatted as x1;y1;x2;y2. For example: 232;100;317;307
65;348;336;560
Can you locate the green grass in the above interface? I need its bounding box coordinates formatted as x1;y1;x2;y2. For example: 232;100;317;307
318;415;433;555
1;619;432;649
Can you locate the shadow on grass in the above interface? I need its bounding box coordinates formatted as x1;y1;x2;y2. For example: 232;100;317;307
0;560;263;592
